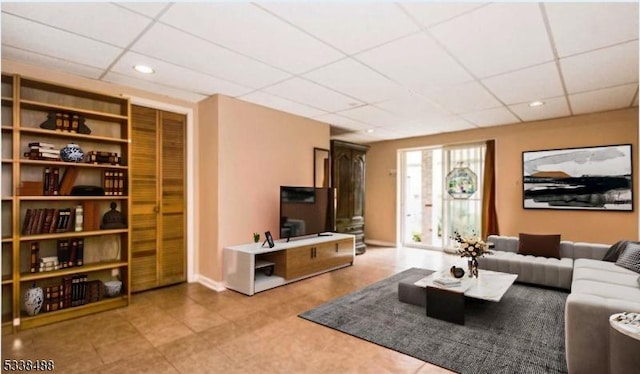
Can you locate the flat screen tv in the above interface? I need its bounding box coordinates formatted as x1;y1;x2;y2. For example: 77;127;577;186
279;186;336;240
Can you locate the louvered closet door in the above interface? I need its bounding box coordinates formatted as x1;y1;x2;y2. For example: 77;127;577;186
160;111;186;285
131;106;159;291
131;106;186;292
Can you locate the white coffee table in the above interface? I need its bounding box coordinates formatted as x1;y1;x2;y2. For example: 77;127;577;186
414;269;518;324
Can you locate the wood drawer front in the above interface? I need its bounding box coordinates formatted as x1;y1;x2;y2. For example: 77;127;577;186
285;245;315;279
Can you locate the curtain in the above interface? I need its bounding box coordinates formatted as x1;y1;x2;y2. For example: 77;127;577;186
481;139;499;239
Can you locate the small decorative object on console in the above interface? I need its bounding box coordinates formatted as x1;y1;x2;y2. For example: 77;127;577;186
85;151;121;165
60;143;84;162
39;111;91;134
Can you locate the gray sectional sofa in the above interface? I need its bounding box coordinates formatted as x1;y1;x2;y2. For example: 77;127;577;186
479;235;640;374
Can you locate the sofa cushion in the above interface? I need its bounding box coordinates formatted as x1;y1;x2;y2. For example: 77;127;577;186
518;233;561;259
616;242;640;274
603;240;630;262
478;251;573;289
573;259;640;288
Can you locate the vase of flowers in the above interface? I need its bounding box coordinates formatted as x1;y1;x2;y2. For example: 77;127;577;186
452;231;492;278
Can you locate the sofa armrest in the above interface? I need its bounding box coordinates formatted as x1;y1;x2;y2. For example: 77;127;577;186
565;293;640;374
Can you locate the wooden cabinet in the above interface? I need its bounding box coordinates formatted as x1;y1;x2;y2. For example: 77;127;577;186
1;74;131;331
130;105;186;292
224;234;355;296
331;140;369;254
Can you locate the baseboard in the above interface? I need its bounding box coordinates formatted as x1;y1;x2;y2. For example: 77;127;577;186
365;239;397;247
193;274;226;292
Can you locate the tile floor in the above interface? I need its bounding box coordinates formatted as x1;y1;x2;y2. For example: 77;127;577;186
2;246;463;374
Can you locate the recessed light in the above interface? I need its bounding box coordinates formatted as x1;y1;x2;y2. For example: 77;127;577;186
365;129;375;133
528;101;545;107
133;65;154;74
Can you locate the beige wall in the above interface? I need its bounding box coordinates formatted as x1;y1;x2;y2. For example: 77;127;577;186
366;108;639;245
199;95;330;281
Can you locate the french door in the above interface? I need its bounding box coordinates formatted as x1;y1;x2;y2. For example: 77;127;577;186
400;142;486;250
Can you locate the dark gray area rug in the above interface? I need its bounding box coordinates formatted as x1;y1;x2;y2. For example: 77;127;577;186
299;268;568;374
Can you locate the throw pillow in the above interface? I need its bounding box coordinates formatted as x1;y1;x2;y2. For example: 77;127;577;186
602;240;629;262
615;243;640;274
518;233;561;259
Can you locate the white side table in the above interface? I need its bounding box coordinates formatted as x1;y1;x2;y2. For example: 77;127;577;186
609;313;640;374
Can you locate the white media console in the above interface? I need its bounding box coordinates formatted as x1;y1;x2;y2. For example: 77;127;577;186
223;233;356;295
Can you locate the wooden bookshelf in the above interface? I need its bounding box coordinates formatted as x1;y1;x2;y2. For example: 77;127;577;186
1;73;131;332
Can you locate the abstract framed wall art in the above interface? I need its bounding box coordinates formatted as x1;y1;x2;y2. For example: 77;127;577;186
522;144;633;211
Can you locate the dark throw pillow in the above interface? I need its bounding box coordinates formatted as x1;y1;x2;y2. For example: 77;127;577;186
603;240;629;262
615;243;640;274
518;233;561;259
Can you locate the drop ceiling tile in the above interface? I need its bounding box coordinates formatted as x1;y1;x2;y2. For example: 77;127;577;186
401;3;487;28
313;113;370;131
131;23;291;89
2;3;152;48
375;92;450;120
545;3;639;58
569;84;638;115
430;3;554;78
423;81;502;114
260;3;419;54
117;2;170;19
509;96;570;122
461;107;520;127
103;72;207;103
337;105;406;128
560;41;639;94
303;58;407;103
110;52;252;97
331;132;378;144
238;91;326;118
355;33;473;93
159;3;344;74
2;46;104;79
368;127;412;140
262;77;361;112
1;13;122;69
482;62;564;105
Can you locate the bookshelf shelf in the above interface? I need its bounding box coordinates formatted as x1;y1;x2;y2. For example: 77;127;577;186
19;228;127;242
19;296;128;330
19;127;129;144
20;99;128;122
20;260;128;281
19;159;128;169
19;196;128;201
2;73;132;332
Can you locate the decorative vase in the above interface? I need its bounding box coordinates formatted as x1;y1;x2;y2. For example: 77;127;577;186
60;143;84;162
468;258;479;278
24;283;43;316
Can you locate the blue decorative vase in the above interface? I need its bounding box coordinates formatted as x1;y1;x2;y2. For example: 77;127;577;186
24;284;43;316
60;143;84;162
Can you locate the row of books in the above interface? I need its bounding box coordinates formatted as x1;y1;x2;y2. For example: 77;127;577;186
104;170;125;196
28;238;84;273
57;238;84;269
24;142;60;161
87;151;121;166
22;208;75;235
42;276;103;313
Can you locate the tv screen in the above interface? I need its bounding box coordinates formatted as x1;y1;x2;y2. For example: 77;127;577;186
280;186;335;240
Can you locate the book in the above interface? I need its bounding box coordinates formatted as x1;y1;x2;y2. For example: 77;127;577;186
82;201;96;231
76;238;84;266
28;142;56;149
433;277;462;287
43;167;51;195
68;239;78;267
29;242;39;273
51;167;60;195
41;208;54;233
62;277;72;308
48;209;59;233
22;209;33;235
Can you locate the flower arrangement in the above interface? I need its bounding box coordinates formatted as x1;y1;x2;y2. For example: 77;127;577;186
452;231;492;258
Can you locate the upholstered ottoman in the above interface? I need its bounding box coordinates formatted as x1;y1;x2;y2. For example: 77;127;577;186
397;270;433;307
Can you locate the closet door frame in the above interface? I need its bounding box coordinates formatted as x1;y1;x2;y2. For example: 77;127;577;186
128;96;195;284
